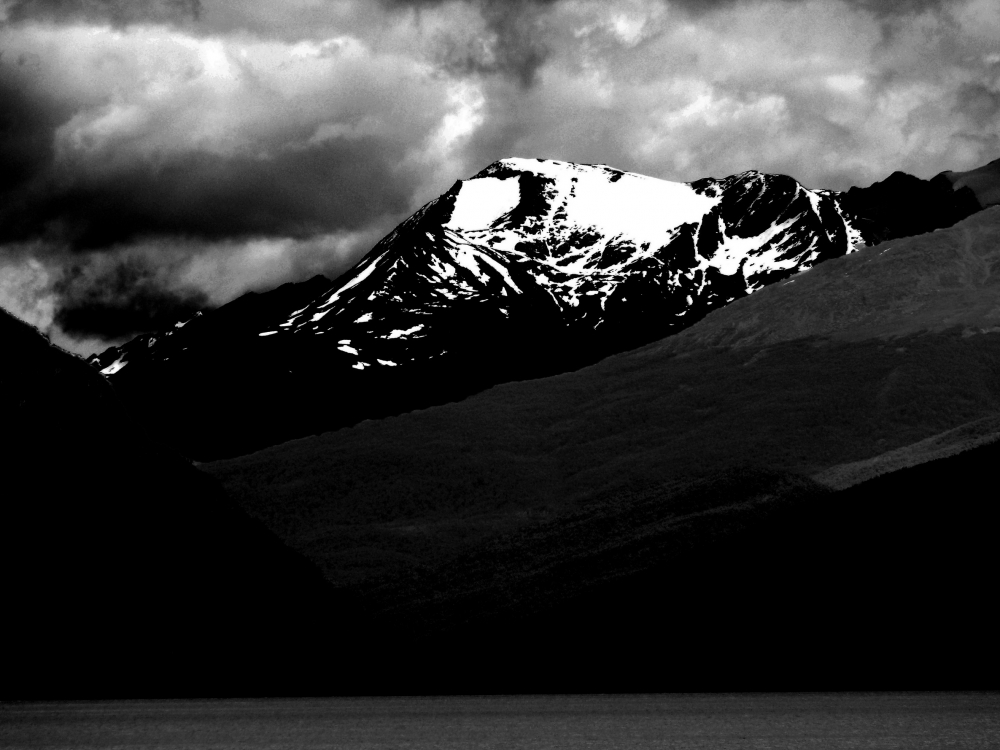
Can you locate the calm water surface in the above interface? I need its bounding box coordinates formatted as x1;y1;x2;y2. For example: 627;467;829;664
2;692;997;749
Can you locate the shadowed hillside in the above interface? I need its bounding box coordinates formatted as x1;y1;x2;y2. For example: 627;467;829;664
815;411;1000;489
363;452;999;693
203;455;998;694
205;326;1000;691
0;309;364;699
208;325;1000;588
203;208;1000;691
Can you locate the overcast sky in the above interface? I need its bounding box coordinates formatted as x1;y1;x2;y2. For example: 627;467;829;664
1;0;998;355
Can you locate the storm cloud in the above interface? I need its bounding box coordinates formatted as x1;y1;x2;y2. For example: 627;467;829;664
6;0;201;26
54;254;209;340
0;0;997;354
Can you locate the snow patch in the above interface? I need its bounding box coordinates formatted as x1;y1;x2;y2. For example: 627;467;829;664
446;177;521;230
100;358;128;376
568;171;717;248
317;250;389;310
711;213;801;277
386;325;424;339
444;232;522;292
498;157;719;249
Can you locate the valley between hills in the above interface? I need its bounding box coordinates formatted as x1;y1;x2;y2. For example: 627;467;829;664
5;157;1000;698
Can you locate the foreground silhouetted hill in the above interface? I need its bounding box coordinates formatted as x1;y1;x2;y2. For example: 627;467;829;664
0;309;364;699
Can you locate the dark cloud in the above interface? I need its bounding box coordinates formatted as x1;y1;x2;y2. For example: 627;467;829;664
0;15;459;350
383;0;561;86
837;0;949;16
956;81;1000;129
5;0;200;26
0;138;422;250
437;4;549;87
379;0;557;9
0;19;451;256
0;56;72;196
666;0;949;16
54;255;209;339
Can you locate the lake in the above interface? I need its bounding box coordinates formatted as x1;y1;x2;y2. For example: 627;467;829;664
2;692;997;749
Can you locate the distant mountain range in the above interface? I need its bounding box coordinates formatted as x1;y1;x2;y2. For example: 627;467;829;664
88;157;988;460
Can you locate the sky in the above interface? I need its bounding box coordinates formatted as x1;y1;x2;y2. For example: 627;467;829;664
1;0;998;355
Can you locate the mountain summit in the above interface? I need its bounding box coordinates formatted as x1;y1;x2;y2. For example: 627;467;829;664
89;158;984;459
267;158;863;346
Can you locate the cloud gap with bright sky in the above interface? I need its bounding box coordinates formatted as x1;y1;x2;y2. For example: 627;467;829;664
1;0;997;355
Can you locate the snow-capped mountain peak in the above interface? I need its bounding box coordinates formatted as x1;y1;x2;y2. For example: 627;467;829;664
92;159;863;385
263;159;864;357
87;157;986;459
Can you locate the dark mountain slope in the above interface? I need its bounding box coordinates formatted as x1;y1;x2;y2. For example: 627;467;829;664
207;208;1000;582
91;158;989;460
837;168;981;244
208;325;1000;588
815;410;1000;489
83;274;363;458
358;453;998;693
943;156;1000;207
206;445;999;693
0;309;364;699
204;207;1000;690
